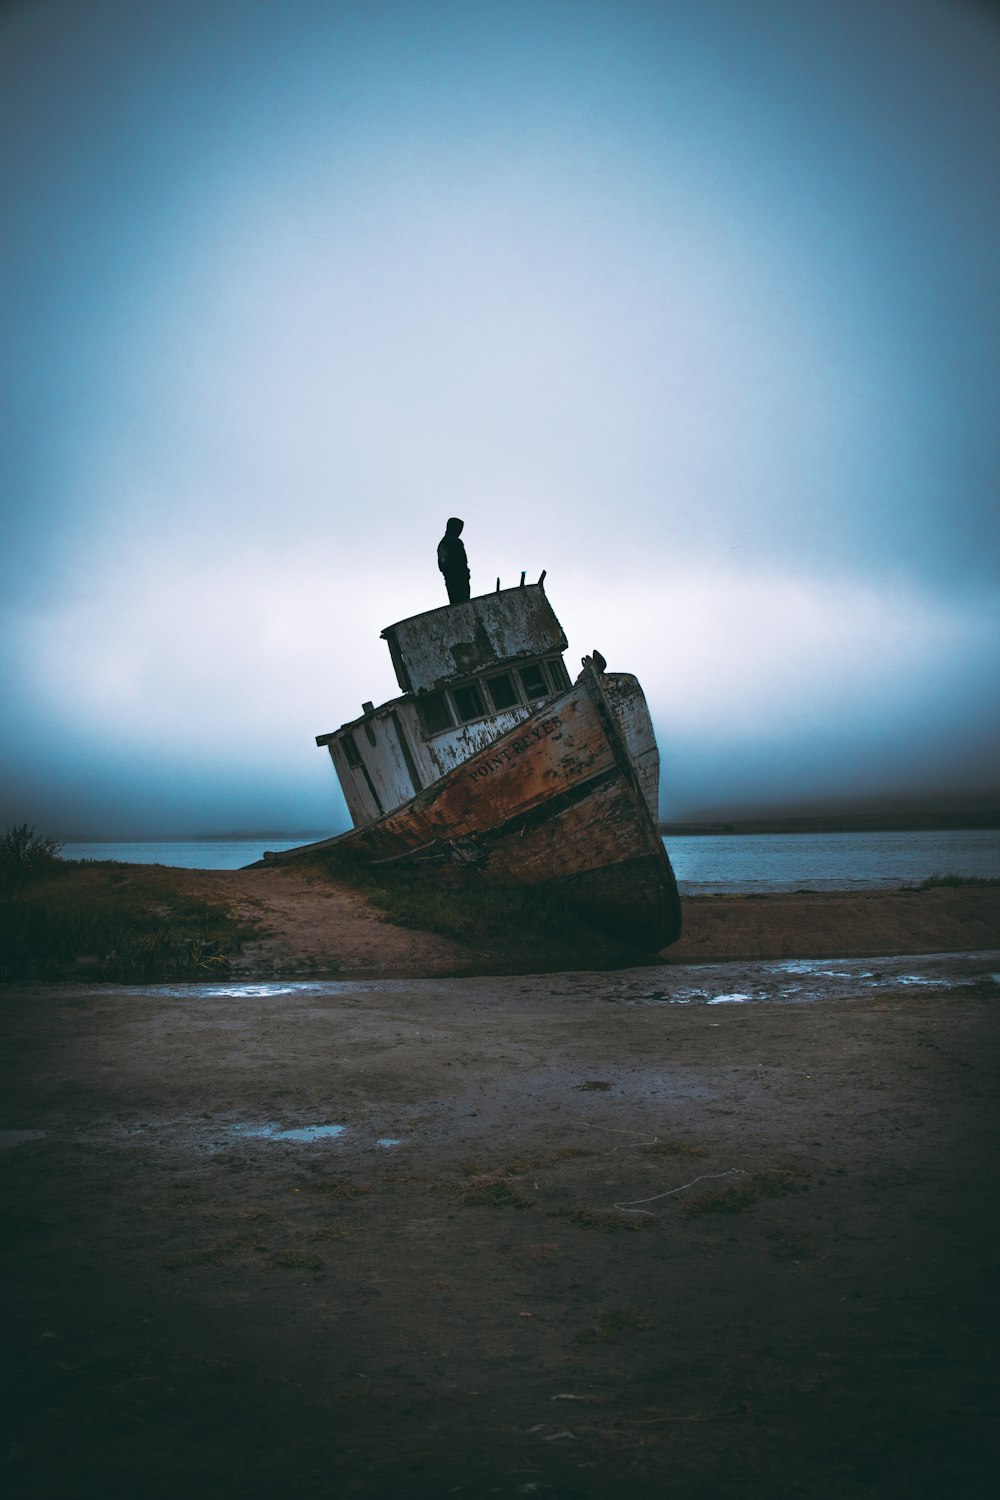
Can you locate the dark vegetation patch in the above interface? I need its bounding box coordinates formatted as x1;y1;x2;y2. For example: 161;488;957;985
288;846;642;959
644;1140;712;1158
552;1207;653;1232
456;1170;532;1209
298;1179;369;1200
683;1169;811;1217
0;824;61;894
441;1150;599;1209
459;1150;594;1179
914;873;1000;889
0;825;251;982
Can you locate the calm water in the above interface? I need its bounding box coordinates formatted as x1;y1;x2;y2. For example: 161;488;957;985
58;839;317;870
58;829;1000;893
666;829;1000;893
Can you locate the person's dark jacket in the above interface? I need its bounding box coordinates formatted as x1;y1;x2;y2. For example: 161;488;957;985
437;517;470;602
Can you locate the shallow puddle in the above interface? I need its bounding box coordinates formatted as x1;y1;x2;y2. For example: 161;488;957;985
34;951;1000;1012
231;1123;346;1143
613;952;1000;1007
100;981;384;1000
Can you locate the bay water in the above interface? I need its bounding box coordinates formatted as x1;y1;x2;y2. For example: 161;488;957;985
58;828;1000;894
665;828;1000;894
58;839;314;871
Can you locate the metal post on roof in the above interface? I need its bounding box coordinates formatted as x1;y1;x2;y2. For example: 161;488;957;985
519;571;526;587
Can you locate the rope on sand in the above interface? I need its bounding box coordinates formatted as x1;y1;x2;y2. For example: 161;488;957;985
613;1167;747;1215
563;1115;747;1216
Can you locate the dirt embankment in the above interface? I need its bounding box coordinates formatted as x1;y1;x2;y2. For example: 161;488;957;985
6;861;997;984
184;866;1000;976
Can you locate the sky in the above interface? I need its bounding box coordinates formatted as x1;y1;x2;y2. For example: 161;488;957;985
2;0;998;836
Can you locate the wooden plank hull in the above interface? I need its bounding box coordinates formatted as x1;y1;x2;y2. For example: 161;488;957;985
332;668;682;950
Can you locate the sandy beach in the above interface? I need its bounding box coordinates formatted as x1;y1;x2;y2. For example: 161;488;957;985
2;875;998;1498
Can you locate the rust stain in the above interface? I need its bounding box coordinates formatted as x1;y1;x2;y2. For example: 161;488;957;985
341;677;681;948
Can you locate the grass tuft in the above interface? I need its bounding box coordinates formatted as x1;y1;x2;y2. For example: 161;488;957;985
914;873;1000;890
644;1141;712;1158
0;855;251;983
0;824;63;897
683;1168;810;1217
456;1171;531;1209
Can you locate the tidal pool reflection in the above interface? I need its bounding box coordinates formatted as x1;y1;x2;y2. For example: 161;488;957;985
231;1123;346;1142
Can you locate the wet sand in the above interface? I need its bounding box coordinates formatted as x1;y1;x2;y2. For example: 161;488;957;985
2;907;999;1497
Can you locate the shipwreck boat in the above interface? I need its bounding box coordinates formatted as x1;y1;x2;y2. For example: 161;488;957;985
289;580;681;949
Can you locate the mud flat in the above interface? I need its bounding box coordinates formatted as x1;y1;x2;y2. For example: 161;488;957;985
2;942;999;1498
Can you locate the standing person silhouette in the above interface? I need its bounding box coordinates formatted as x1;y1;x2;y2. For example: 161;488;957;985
437;517;471;603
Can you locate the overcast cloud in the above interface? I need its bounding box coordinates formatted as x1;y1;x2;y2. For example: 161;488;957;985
2;0;998;835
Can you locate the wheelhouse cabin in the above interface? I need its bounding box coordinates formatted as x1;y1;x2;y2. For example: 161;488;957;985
316;583;576;827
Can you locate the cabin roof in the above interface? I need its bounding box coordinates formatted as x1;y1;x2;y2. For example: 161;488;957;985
315;689;410;746
380;583;567;694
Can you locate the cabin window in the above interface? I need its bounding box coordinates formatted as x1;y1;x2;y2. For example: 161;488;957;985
341;734;362;769
417;691;453;737
485;672;518;710
518;663;549;701
452;682;486;723
548;657;571;691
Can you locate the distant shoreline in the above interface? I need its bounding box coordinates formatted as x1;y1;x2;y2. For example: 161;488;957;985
55;833;333;846
57;816;1000;844
660;814;1000;836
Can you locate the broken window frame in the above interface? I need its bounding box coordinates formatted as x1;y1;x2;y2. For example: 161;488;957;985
416;691;454;737
415;653;572;739
484;671;519;711
452;681;487;723
517;662;549;701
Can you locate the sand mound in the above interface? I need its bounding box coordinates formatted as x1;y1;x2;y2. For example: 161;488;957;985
150;865;999;976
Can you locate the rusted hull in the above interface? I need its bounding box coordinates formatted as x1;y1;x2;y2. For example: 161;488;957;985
332;668;682;949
